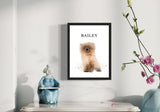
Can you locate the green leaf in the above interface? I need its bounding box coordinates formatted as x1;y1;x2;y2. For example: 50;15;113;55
121;64;126;71
133;51;139;57
135;29;138;34
122;12;129;18
127;0;132;7
132;60;136;62
133;51;136;55
132;25;135;30
126;13;129;18
139;29;145;34
133;18;137;22
134;27;138;34
131;25;134;29
122;12;126;17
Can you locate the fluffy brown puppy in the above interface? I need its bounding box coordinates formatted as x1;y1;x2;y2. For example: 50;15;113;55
80;42;101;72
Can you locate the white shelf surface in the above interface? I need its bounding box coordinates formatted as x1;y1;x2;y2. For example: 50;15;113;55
21;102;140;112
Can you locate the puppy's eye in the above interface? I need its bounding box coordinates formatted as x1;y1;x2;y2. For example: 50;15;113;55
83;47;87;49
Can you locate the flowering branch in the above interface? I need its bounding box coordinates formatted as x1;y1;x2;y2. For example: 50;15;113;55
123;60;140;64
130;6;144;57
122;0;160;84
140;63;148;78
125;17;144;56
123;11;150;56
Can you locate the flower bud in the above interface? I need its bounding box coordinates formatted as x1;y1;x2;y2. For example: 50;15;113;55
127;0;132;7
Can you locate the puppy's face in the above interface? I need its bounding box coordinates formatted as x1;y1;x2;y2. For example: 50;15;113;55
80;42;95;55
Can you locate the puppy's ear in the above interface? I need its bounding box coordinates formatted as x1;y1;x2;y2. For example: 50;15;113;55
80;44;83;46
90;43;95;47
92;43;95;46
91;43;96;49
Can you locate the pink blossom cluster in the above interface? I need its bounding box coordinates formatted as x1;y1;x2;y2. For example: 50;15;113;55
140;56;154;65
153;64;160;73
146;76;154;84
140;56;160;84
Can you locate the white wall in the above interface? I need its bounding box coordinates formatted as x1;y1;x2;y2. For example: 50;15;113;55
0;0;160;112
0;0;16;111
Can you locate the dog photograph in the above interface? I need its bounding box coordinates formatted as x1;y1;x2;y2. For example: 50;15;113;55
80;42;101;72
68;23;111;79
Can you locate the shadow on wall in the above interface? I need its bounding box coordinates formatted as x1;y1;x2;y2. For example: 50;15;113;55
111;95;143;109
6;109;15;112
15;74;34;112
60;24;68;80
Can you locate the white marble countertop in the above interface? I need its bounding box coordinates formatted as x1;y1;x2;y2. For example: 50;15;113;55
21;102;140;112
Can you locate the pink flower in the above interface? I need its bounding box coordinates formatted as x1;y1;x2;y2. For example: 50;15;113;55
153;64;160;73
146;76;154;84
141;71;146;77
140;56;154;65
111;103;118;106
111;103;115;106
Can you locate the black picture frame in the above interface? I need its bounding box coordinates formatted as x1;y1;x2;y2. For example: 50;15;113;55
67;23;111;80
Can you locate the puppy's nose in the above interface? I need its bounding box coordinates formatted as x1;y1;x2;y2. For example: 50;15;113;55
86;48;89;51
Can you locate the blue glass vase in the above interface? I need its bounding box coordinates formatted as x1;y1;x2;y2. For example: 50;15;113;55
37;76;60;104
141;85;160;112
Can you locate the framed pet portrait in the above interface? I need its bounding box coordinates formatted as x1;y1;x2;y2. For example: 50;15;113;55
68;23;111;80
